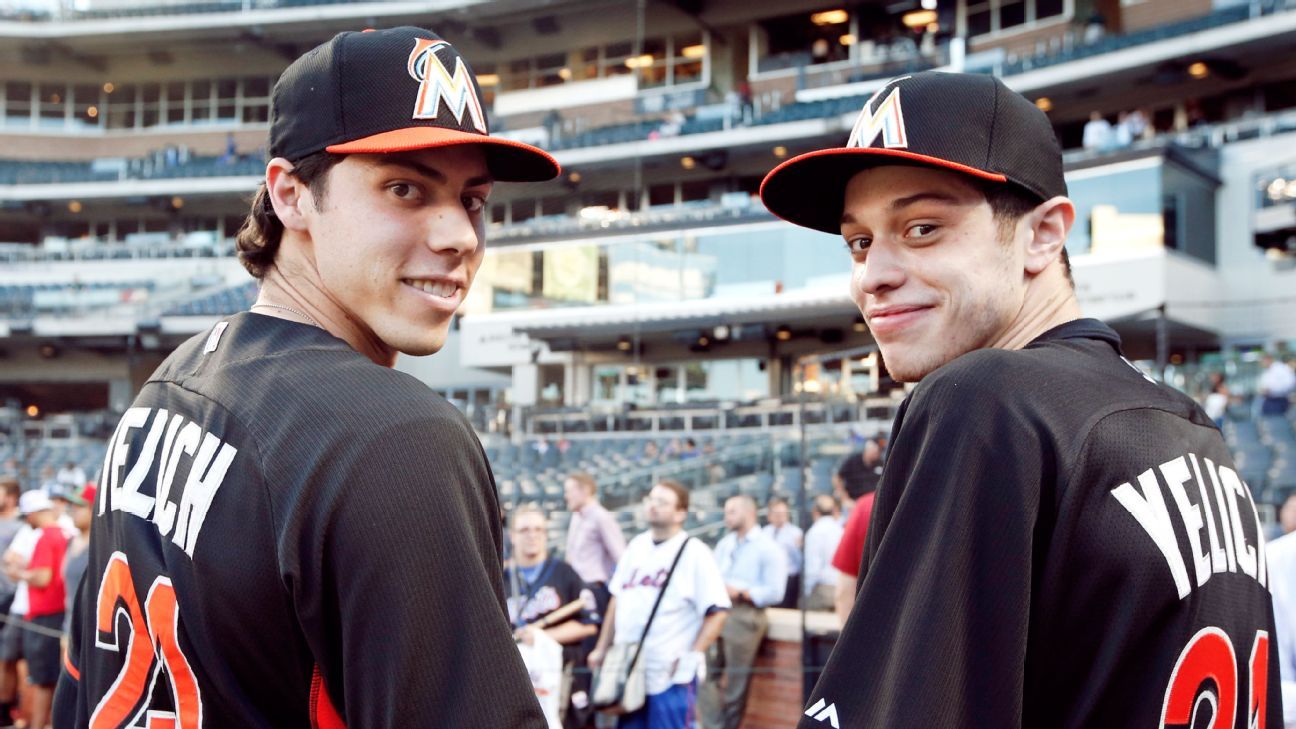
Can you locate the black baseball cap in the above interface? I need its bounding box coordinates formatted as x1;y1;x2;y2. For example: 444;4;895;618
760;71;1066;234
270;26;559;183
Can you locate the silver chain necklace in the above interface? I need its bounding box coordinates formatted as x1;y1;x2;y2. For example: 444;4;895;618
251;302;321;328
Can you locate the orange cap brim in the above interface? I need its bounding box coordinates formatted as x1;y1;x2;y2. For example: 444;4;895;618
327;126;560;183
760;147;1008;235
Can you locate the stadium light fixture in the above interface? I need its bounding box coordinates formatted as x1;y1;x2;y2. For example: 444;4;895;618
839;34;856;46
681;156;696;170
697;335;710;348
811;9;849;25
712;325;730;341
476;74;500;87
568;171;582;184
617;337;633;352
773;145;788;158
852;316;867;332
1188;62;1209;79
103;82;115;93
625;54;655;69
681;45;706;59
25;405;38;418
86;106;98;118
171;196;185;210
775;325;792;341
558;68;572;81
67;200;82;213
1035;97;1053;112
903;9;938;28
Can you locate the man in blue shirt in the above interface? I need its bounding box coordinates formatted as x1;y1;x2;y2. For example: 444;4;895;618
698;494;788;729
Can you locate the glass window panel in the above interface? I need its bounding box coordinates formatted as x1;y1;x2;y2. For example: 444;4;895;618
1034;0;1064;19
968;8;992;35
638;64;667;88
540;196;565;216
5;82;31;103
680;179;709;202
648;183;674;207
511;199;536;223
244;77;271;97
536;52;566;71
1000;0;1026;29
674;60;703;84
606;41;633;60
216;79;237;100
242;104;268;123
642;38;665;59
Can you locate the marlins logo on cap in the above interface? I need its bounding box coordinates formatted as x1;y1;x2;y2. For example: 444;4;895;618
408;38;487;134
846;76;910;150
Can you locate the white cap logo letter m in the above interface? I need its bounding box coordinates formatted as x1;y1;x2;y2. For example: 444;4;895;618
407;38;488;134
847;79;909;150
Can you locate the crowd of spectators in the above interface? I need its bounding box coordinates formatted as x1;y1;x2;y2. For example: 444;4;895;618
500;434;887;729
0;466;94;729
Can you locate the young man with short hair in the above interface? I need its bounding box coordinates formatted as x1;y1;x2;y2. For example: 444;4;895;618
56;26;558;727
563;471;626;592
761;70;1281;727
589;481;730;729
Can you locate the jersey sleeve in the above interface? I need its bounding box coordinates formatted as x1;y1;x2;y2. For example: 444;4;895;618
803;369;1042;728
281;411;546;729
830;496;870;578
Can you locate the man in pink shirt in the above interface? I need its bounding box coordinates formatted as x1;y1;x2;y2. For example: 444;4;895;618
563;472;626;591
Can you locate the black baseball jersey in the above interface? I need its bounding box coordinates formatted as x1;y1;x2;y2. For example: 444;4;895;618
54;313;545;728
802;319;1282;729
504;557;599;662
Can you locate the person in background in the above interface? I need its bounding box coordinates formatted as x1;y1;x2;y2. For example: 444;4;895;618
61;484;94;643
762;496;802;609
802;495;843;611
1202;372;1229;429
700;495;786;729
589;480;729;729
13;491;68;729
505;504;600;729
1265;527;1296;727
1260;353;1295;416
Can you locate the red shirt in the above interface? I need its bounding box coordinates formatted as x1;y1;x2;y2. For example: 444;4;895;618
831;491;876;579
27;525;68;618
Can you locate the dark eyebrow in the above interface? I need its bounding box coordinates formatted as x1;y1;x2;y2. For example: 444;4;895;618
372;155;493;188
840;191;967;226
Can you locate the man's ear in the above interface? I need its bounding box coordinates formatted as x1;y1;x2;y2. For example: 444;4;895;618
1023;196;1075;276
265;158;311;233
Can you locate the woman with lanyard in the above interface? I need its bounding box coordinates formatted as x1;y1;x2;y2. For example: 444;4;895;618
505;503;602;728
